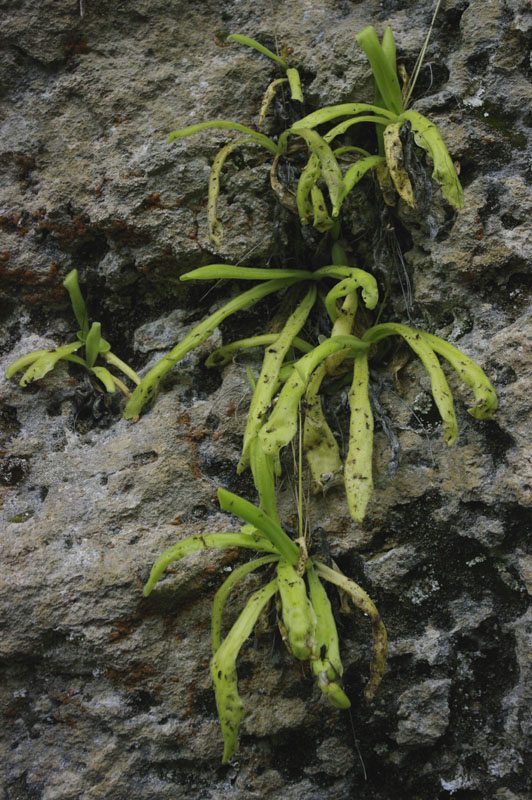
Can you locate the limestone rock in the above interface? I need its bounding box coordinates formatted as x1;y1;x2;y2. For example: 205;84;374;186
1;0;531;797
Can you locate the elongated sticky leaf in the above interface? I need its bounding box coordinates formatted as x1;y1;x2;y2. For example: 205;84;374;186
363;323;458;445
208;138;256;245
290;103;397;132
333;145;372;159
180;265;313;282
248;437;281;523
211;578;278;762
17;342;83;386
211;555;279;654
289;128;344;216
276;560;317;661
315;562;387;702
217;488;299;565
103;351;141;385
259;78;288;124
307;561;345;692
374;27;398;151
6;349;55;379
296;153;321;225
91;366;116;393
324;288;359;376
259;335;370;460
383;122;416;208
340;155;384;203
401;110;464;208
227;34;288;69
303;363;343;493
345;351;374;522
85;321;102;368
314;266;379;310
286;67;303;102
324;115;397;144
419;332;497;419
356;26;403;116
63;270;89;339
143;532;278;597
239;284;317;470
310;184;334;231
167;120;278;156
206;333;312;368
123;277;300;419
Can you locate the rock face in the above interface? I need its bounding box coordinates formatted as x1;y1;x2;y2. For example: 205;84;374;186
1;0;531;797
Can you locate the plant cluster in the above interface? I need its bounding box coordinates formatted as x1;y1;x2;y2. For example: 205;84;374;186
129;28;496;760
6;22;498;763
144;475;387;763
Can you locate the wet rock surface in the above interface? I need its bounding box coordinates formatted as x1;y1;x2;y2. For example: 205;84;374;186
1;0;531;798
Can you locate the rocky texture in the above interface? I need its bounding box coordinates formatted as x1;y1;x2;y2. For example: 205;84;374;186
1;0;531;798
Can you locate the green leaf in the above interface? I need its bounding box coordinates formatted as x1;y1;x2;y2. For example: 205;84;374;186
239;284;317;470
315;562;387;702
210;578;278;762
383;122;417;208
419;332;497;419
124;277;301;420
91;366;116;393
286;67;303;102
339;154;384;204
248;438;280;523
290;103;397;132
211;555;279;654
102;351;141;385
208;138;256;246
276;560;317;661
143;532;278;597
19;354;64;385
363;323;458;446
259;335;370;462
296;153;321;226
401;110;464;208
259;78;288;124
205;333;312;368
217;488;300;565
6;350;52;379
307;561;348;705
63;270;90;339
167;120;279;156
180;265;313;282
310;184;334;231
345;351;374;523
289;128;344;217
303;364;343;494
356;26;403;116
85;321;102;368
324;115;396;144
227;34;288;69
17;342;83;386
324;275;378;322
313;266;379;310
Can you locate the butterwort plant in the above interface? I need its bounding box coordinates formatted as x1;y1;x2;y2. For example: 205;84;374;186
123;24;496;521
7;270;140;396
143;441;387;763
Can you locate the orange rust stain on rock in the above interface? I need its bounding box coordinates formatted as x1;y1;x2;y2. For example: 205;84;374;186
106;661;157;687
0;260;63;304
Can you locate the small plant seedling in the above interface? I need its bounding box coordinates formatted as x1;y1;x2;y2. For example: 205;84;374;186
6;270;140;396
